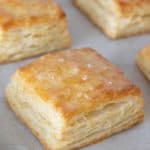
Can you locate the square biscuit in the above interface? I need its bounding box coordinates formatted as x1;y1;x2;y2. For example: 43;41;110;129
136;45;150;80
6;48;144;150
73;0;150;39
0;0;71;63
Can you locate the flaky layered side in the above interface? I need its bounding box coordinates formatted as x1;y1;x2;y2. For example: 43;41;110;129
0;0;71;63
136;45;150;80
6;72;144;150
6;48;144;150
0;19;70;63
73;0;150;38
6;73;64;150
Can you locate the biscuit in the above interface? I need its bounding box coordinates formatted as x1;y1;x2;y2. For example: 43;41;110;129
136;45;150;80
6;48;144;150
0;0;71;63
73;0;150;38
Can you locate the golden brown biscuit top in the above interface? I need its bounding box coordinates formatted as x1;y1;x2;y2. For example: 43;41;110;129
116;0;149;4
0;0;65;30
137;45;150;63
17;48;140;118
114;0;150;16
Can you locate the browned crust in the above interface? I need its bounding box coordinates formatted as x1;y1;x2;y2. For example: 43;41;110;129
136;45;150;60
6;96;144;150
136;45;150;80
115;0;150;16
0;0;71;64
72;0;116;39
13;48;142;119
116;0;150;3
0;0;66;30
136;58;150;81
73;0;150;39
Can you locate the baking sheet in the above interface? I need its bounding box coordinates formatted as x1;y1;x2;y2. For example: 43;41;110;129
0;0;150;150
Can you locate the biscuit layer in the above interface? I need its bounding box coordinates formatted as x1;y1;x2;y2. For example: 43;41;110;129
6;48;144;150
136;45;150;80
73;0;150;38
0;0;71;63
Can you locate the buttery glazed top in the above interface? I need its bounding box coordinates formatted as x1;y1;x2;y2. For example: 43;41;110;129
137;45;150;64
114;0;150;15
0;0;65;30
17;48;140;118
116;0;150;3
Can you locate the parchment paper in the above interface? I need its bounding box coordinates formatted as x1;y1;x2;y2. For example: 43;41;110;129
0;0;150;149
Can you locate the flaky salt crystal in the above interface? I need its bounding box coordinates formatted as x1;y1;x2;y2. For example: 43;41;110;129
82;75;88;81
87;63;93;69
107;81;113;86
